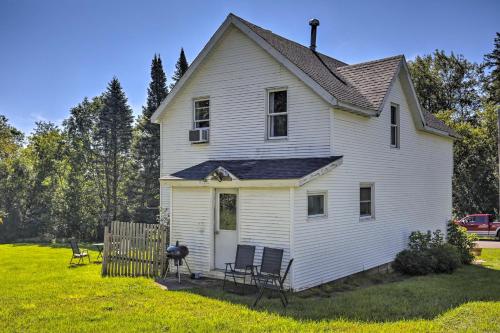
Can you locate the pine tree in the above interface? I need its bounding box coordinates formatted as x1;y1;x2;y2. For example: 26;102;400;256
94;78;133;226
484;32;500;103
133;54;168;223
483;32;500;215
170;48;189;90
62;97;103;240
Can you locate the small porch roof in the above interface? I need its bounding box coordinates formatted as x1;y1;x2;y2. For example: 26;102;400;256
161;156;343;187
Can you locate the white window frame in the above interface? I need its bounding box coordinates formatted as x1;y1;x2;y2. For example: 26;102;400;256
307;191;327;218
193;98;210;129
266;88;288;139
359;183;375;221
390;103;400;148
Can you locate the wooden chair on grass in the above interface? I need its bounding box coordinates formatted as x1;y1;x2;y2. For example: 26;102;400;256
69;239;90;265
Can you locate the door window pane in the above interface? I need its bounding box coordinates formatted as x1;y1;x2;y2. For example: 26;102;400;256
219;193;236;230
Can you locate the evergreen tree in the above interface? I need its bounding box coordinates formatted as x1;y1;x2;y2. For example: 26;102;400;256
483;32;500;215
62;97;103;240
484;32;500;103
133;54;168;223
170;48;189;89
94;78;133;228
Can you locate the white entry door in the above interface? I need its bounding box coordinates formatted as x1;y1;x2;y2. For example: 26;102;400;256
215;189;238;269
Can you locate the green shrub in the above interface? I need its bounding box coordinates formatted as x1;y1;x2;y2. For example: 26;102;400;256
394;228;463;276
447;221;477;264
408;231;432;251
427;244;461;273
393;249;434;275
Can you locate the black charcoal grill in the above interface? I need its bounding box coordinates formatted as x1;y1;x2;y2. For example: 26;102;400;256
164;241;191;283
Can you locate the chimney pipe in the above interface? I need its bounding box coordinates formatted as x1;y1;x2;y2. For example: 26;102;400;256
309;18;320;51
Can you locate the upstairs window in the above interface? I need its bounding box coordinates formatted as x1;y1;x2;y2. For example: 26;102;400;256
194;99;210;129
267;90;287;138
390;104;400;148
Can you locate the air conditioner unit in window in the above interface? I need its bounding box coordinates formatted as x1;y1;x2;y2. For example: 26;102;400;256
189;128;209;143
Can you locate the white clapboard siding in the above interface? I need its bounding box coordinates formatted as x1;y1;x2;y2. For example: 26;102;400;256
292;76;453;290
159;26;331;182
239;188;291;283
170;187;212;273
160;184;170;212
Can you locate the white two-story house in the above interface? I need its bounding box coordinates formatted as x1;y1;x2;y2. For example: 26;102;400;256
151;13;456;291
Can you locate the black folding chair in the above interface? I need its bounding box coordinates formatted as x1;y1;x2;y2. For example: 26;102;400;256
69;239;90;265
253;247;294;308
223;244;256;293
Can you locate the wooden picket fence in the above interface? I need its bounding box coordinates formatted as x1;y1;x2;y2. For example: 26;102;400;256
101;221;168;277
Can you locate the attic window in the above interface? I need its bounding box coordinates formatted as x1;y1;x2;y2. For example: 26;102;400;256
390;104;399;148
267;89;287;138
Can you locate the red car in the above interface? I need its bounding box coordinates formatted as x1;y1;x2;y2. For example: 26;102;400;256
456;214;500;239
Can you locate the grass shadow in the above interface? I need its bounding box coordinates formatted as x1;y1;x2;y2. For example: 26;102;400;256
186;263;500;323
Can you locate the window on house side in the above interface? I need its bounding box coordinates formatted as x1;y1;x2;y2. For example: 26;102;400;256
308;192;326;217
360;185;374;219
390;104;400;148
267;90;287;138
194;99;210;129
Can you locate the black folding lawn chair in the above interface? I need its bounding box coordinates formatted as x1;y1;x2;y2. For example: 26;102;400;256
223;244;256;293
69;239;90;265
253;247;294;308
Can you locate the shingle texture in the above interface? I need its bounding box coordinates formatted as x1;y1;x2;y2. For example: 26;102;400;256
171;156;343;180
232;14;454;137
422;109;457;137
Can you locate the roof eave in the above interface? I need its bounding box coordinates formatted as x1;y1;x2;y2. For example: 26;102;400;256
159;178;300;188
335;102;378;117
297;157;343;186
422;126;457;140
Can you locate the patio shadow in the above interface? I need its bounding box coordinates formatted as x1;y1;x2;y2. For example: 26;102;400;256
184;264;500;323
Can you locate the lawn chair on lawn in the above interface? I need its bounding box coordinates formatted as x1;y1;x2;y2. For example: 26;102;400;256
253;247;294;308
69;239;90;265
223;244;256;294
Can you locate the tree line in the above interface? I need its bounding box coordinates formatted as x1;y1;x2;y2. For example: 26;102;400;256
0;49;188;242
0;35;499;243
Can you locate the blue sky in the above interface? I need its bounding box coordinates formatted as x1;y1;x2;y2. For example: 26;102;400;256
1;0;498;134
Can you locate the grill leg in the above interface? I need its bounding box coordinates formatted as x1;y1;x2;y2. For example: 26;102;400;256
183;258;192;274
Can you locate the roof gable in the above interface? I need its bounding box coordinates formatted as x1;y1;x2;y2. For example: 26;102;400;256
151;13;455;138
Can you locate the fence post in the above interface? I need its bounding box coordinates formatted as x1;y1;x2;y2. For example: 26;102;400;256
101;225;110;276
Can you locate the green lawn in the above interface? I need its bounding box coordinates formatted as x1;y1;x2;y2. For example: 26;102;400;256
0;244;499;332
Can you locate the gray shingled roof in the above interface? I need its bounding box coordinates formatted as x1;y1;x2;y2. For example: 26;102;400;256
422;109;458;137
171;156;342;180
233;14;455;137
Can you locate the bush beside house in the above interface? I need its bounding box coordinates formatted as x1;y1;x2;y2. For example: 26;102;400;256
393;222;476;276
